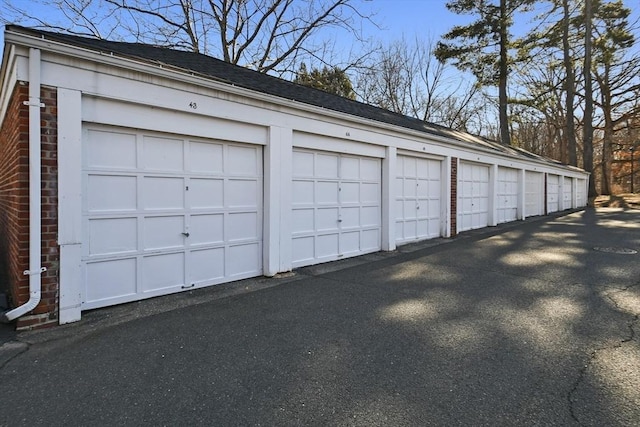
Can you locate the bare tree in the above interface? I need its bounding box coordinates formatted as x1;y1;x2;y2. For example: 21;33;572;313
2;0;376;75
355;37;484;133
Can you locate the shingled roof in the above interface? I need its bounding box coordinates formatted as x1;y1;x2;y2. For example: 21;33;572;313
6;25;573;169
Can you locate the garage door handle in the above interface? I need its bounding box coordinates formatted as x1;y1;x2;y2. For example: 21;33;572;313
182;232;190;237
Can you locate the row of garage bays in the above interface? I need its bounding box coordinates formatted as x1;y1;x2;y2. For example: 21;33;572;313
0;27;589;326
83;125;588;312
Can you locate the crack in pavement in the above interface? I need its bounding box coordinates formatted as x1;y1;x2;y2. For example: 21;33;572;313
567;282;640;426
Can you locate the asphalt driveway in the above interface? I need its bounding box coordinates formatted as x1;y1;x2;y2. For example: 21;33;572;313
1;208;639;426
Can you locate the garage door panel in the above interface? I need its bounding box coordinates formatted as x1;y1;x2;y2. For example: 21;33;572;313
190;214;224;245
85;258;137;303
361;183;380;203
395;199;404;221
292;237;314;264
417;159;432;178
227;212;259;241
416;220;429;237
413;181;426;198
227;145;259;176
396;222;405;240
462;215;472;231
316;154;339;178
316;207;339;231
341;207;360;228
317;181;340;204
403;200;417;219
428;162;441;180
478;197;489;212
144;177;184;210
341;182;360;203
340;231;361;254
293;151;315;177
189;141;223;173
360;159;379;180
292;208;315;233
474;182;488;197
316;234;339;258
88;218;137;256
362;229;380;250
189;178;224;209
87;175;137;212
340;157;360;179
190;248;225;283
403;179;417;197
428;200;441;218
396;177;404;196
143;136;184;171
143;253;185;291
87;129;137;169
292;180;314;204
362;206;380;226
227;179;259;208
144;216;185;250
227;243;261;276
404;157;417;176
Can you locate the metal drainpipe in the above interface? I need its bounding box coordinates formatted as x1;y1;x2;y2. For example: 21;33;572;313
1;48;46;323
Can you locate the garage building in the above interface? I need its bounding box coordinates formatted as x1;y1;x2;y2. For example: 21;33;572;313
0;26;589;329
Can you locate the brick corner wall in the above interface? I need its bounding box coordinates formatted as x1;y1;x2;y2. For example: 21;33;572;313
0;82;60;330
450;157;457;237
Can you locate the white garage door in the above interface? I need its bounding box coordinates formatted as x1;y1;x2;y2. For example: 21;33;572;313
496;167;518;224
563;177;573;209
82;126;263;310
525;171;544;217
458;162;490;232
576;179;587;207
291;149;381;268
395;155;441;244
547;174;560;213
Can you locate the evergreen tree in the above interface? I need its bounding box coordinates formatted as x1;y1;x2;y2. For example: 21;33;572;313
435;0;534;146
294;63;356;100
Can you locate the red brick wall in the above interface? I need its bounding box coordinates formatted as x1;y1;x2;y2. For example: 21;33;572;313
0;83;29;314
544;173;548;215
0;82;59;330
450;157;457;236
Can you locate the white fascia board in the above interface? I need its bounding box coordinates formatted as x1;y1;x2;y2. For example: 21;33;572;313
0;44;19;124
5;28;589;179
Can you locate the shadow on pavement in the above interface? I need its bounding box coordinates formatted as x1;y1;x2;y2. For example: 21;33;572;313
1;208;638;426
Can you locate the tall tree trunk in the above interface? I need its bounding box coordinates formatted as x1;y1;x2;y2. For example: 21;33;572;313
598;66;613;195
563;0;578;166
499;0;511;146
583;0;596;199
